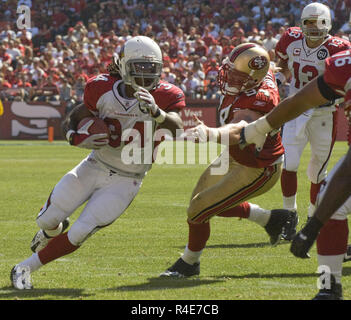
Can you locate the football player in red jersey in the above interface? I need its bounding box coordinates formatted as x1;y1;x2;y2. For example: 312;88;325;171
160;43;298;278
274;2;350;232
240;49;351;299
10;36;185;290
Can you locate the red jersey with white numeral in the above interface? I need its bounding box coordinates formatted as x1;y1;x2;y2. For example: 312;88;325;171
218;70;284;168
275;27;350;100
83;74;185;177
323;50;351;97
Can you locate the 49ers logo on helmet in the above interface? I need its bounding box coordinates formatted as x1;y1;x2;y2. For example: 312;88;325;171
248;56;268;70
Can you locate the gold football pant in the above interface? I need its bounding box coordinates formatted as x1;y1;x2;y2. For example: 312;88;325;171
187;155;282;223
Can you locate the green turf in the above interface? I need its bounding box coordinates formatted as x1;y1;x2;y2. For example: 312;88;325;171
0;140;349;300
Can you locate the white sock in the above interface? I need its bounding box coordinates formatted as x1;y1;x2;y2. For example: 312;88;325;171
44;222;63;238
283;195;297;211
18;253;43;273
317;254;344;284
308;203;315;218
247;203;271;227
181;245;202;265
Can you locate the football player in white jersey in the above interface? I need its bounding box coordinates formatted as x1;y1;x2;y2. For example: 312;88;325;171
10;36;185;290
274;2;350;238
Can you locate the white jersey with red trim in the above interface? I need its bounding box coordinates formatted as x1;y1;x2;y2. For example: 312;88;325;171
275;27;350;102
83;74;185;177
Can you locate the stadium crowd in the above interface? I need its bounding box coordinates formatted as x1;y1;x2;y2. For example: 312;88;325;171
1;0;351;112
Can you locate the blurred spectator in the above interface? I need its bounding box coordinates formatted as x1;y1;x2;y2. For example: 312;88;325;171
262;30;279;51
162;67;176;84
182;71;201;99
206;78;220;100
0;0;350;103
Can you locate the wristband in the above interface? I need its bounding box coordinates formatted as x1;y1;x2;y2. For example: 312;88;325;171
255;116;273;134
154;108;167;123
303;216;324;238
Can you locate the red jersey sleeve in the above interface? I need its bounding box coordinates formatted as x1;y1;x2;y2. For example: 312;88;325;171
151;81;186;112
323;50;351;95
83;74;115;112
325;36;351;57
275;27;303;60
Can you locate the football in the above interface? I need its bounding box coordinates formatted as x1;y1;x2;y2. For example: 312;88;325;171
77;117;110;137
232;108;262;124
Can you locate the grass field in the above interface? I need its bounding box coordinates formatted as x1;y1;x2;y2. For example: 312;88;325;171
0;140;349;301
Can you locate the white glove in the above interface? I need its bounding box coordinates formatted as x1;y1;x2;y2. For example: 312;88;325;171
239;116;273;152
134;87;166;123
185;115;219;143
67;120;109;149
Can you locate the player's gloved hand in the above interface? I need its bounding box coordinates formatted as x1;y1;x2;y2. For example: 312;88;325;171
134;87;166;123
290;216;324;259
185;115;209;143
239;116;272;152
67;120;109;149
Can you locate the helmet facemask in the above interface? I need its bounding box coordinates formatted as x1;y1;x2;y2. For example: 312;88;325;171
113;36;164;92
217;63;258;95
125;59;162;91
301;18;330;41
300;2;332;42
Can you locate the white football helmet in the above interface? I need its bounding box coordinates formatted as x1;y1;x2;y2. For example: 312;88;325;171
301;2;332;41
115;36;163;91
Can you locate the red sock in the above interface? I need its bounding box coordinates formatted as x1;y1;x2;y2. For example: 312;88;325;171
217;202;250;218
317;219;349;255
38;232;79;265
188;221;210;252
310;181;323;205
281;169;297;197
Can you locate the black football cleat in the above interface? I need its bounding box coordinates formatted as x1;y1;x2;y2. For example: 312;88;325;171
281;210;299;241
313;275;343;300
160;258;200;278
343;244;351;262
265;209;297;246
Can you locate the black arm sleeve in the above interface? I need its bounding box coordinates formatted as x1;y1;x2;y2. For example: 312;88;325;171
317;75;342;101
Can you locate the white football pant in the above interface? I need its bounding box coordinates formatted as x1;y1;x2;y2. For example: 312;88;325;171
36;157;142;246
282;112;335;184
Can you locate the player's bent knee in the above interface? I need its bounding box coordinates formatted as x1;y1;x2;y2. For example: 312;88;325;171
36;202;69;230
68;220;99;246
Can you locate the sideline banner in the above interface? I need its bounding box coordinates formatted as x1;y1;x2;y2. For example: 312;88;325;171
0;100;348;141
0;101;65;140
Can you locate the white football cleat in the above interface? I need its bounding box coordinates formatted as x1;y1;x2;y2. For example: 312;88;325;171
10;265;33;290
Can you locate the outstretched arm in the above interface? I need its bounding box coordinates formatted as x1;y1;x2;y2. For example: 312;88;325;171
241;76;334;150
265;77;329;129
